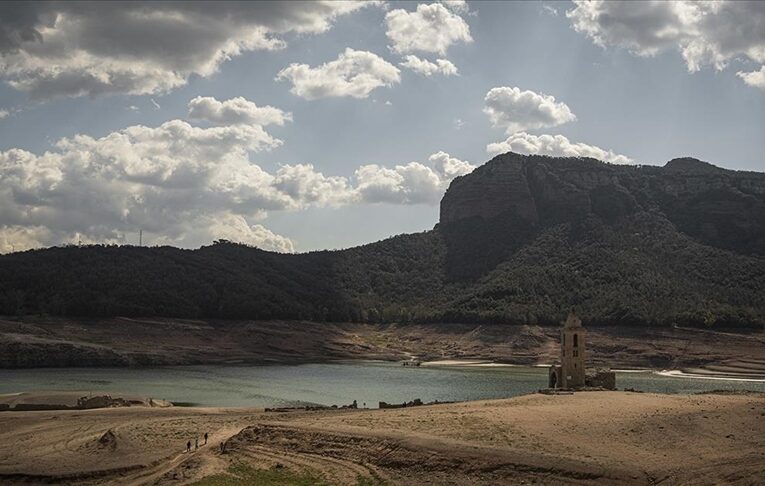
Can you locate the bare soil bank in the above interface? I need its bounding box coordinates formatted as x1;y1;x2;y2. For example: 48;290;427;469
1;317;764;375
0;392;762;485
0;391;172;411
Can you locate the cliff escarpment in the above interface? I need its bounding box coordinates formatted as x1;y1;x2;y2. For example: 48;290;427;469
439;153;765;277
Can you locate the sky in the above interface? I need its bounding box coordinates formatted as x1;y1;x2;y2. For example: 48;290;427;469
0;0;763;253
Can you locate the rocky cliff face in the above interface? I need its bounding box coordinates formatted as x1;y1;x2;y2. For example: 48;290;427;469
439;152;765;277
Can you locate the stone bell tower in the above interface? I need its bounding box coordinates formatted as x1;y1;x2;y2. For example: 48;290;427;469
560;309;586;388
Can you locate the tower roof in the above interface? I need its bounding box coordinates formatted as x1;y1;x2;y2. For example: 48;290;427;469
563;309;582;329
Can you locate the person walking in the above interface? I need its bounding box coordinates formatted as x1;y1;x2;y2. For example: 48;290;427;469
195;437;199;450
186;440;191;453
204;432;208;445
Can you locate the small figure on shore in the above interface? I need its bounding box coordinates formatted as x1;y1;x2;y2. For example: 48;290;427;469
195;437;199;450
204;432;208;445
186;440;191;453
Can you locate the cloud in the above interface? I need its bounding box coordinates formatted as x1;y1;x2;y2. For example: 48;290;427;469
0;118;299;252
188;96;292;126
428;151;475;179
272;163;353;208
206;214;295;253
542;4;559;16
441;1;469;15
0;99;470;252
354;152;474;204
150;99;161;110
484;87;576;134
567;0;765;90
0;109;8;119
486;132;633;165
737;66;765;91
0;1;377;99
385;3;472;55
400;55;458;76
276;48;401;99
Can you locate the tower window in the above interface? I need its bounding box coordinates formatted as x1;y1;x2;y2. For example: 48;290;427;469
573;334;578;347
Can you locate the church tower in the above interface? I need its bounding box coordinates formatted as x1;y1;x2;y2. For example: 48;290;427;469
560;309;586;388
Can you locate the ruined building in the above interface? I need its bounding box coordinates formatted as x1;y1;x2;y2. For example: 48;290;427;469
548;310;616;390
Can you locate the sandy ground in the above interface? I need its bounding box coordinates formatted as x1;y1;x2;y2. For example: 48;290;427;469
2;317;764;377
0;391;762;485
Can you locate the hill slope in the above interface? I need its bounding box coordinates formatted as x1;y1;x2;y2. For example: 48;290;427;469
1;152;763;328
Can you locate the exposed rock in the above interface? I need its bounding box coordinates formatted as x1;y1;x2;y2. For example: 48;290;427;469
77;395;130;409
98;429;118;451
439;152;765;277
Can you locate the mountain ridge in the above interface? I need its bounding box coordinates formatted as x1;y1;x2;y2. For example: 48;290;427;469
1;152;763;329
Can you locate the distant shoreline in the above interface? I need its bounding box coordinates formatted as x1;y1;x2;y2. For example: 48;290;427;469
421;359;765;382
657;369;765;383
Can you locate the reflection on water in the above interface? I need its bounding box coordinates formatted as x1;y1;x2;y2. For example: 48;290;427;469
1;362;763;408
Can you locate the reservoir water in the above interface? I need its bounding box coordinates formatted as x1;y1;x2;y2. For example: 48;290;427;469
1;362;763;408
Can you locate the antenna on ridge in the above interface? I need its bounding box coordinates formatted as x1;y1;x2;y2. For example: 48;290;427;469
139;229;143;247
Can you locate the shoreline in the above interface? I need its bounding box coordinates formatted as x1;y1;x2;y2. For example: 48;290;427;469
420;359;765;381
2;361;764;413
656;369;765;383
3;317;763;372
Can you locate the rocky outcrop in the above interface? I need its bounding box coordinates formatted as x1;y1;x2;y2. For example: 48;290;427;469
439;152;765;277
441;154;539;225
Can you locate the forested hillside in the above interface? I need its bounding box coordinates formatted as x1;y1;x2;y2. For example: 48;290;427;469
1;153;764;329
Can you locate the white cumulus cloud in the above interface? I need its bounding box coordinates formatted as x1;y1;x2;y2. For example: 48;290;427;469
0;119;298;252
276;48;401;99
484;86;576;134
428;151;475;179
400;55;458;76
567;0;765;90
0;1;378;99
188;96;292;126
354;152;474;204
737;66;765;91
487;132;633;165
385;3;472;55
0;96;471;252
206;214;295;253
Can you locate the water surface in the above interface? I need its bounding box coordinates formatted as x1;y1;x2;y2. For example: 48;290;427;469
1;362;762;408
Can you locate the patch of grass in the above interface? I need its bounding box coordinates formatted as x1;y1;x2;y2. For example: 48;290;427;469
192;462;328;486
356;471;391;486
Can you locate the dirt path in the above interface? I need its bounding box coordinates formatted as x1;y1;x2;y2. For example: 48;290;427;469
1;392;763;485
